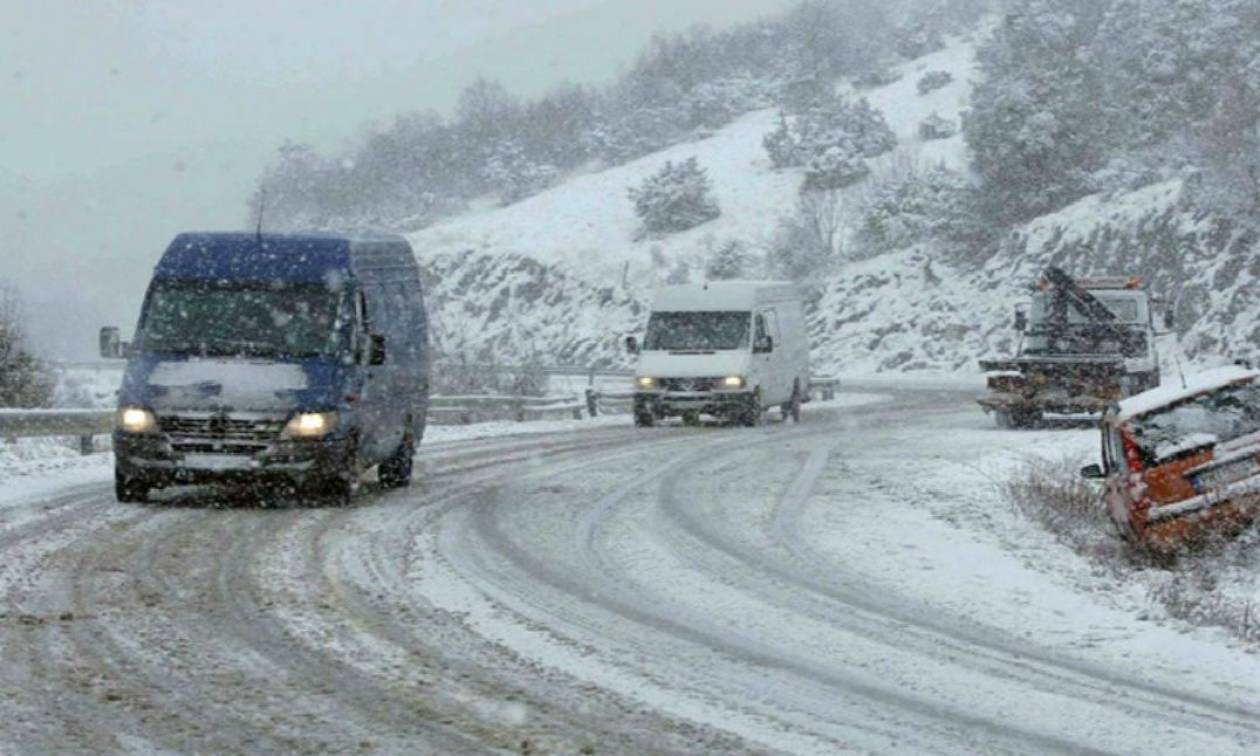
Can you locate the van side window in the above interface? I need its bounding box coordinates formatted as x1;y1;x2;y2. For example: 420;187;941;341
754;314;767;343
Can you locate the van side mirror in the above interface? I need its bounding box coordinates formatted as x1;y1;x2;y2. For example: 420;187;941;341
99;326;122;359
754;335;774;354
1163;309;1175;330
1014;310;1027;332
369;333;387;365
1080;463;1105;480
625;335;639;355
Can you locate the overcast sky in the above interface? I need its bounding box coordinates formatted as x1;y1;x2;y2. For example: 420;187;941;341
2;0;790;356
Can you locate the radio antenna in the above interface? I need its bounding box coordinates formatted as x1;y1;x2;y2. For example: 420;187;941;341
255;188;266;243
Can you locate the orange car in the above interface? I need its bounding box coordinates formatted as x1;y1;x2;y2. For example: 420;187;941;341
1081;365;1260;554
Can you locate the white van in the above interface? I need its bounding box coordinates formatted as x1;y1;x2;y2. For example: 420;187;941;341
626;281;810;427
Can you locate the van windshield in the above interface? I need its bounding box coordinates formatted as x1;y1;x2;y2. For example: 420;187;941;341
643;311;750;351
138;279;344;358
1128;380;1260;462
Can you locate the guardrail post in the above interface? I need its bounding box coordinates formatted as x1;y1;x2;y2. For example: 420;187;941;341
585;389;599;418
514;398;526;422
79;434;95;455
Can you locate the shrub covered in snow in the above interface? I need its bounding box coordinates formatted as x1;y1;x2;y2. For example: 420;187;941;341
918;112;958;141
627;157;721;237
916;70;954;95
803;144;870;191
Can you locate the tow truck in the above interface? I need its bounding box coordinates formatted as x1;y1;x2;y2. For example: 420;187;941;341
979;268;1172;428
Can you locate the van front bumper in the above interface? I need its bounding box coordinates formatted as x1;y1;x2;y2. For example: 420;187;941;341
114;431;354;486
634;390;753;417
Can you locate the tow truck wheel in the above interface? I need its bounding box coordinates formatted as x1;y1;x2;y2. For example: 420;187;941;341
682;411;701;426
114;467;150;503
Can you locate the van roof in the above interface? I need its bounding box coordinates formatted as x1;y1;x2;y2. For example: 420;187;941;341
651;281;800;311
154;232;411;284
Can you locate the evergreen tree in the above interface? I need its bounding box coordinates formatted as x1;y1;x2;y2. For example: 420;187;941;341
627;157;722;237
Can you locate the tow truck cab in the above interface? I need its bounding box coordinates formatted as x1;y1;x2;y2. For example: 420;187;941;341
103;232;430;504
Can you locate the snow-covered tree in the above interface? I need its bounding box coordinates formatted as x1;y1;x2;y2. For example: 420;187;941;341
964;1;1111;224
763;96;896;174
769;189;846;281
627;157;721;237
482;140;560;206
851;158;987;257
0;283;53;409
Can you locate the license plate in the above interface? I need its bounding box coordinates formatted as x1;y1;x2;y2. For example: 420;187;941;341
181;454;255;471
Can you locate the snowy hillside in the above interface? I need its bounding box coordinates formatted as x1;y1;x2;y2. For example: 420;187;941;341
408;22;1255;376
410;33;982;369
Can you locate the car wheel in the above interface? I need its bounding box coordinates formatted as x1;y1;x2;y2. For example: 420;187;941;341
379;431;415;489
114;467;150;503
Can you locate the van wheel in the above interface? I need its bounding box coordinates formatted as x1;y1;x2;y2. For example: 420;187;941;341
634;412;656;428
740;390;763;428
114;467;150;503
380;432;415;489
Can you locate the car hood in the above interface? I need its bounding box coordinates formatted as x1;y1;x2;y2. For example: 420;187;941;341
119;354;353;413
636;350;750;378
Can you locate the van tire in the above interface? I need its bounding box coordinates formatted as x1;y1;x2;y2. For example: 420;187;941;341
114;467;150;503
634;412;656;428
380;431;415;488
740;390;763;428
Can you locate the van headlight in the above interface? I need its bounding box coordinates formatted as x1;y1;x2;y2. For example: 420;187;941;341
722;376;746;389
283;411;338;439
636;376;658;390
117;407;157;434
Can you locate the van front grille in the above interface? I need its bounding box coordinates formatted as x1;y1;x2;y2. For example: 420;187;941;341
159;413;285;455
659;377;723;392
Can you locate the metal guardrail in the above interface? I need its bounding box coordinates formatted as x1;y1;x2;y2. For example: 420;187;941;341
0;409;114;455
0;394;591;454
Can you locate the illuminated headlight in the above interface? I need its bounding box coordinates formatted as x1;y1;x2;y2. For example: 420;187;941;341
722;376;746;389
117;407;156;434
636;376;658;390
283;412;338;439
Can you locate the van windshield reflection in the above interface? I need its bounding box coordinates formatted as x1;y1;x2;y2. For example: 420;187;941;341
643;311;750;352
139;280;343;359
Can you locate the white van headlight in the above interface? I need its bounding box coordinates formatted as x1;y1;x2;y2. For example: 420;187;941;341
117;407;157;434
636;376;658;390
722;376;746;389
283;412;338;439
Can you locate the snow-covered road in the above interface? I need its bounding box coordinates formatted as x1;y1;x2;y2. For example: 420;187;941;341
2;389;1259;754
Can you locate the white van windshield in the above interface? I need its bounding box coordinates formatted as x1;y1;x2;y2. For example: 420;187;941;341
643;311;751;351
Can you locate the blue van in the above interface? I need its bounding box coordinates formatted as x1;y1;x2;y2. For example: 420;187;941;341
101;232;430;504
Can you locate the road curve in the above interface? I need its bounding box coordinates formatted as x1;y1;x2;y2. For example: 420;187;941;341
2;389;1259;754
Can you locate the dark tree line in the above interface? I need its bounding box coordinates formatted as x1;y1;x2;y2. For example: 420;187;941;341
252;0;993;232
